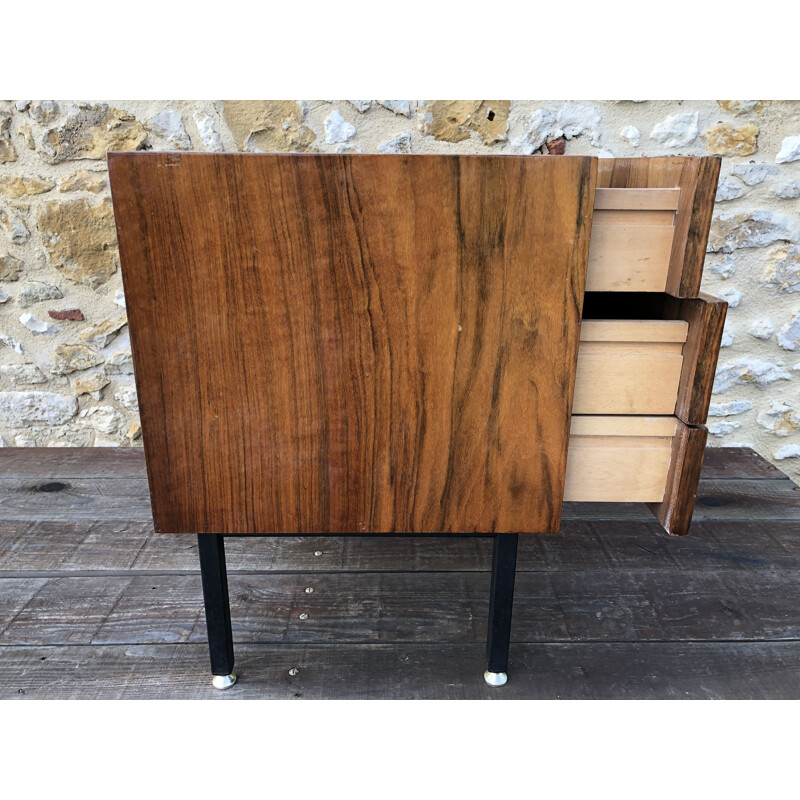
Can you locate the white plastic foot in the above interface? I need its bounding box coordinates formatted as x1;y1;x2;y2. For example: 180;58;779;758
483;670;508;687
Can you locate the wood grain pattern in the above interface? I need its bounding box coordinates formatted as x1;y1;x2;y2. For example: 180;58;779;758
666;292;728;424
648;421;709;536
108;153;596;535
594;187;681;210
596;156;721;297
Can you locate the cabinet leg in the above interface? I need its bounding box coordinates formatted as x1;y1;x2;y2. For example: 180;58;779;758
484;533;518;687
198;534;237;689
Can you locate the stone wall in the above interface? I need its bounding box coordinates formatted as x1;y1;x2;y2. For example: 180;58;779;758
1;100;799;481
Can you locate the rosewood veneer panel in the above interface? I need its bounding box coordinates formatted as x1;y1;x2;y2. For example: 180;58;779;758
109;153;596;534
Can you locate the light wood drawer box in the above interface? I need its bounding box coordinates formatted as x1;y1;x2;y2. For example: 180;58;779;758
574;319;688;415
586;157;720;297
563;415;706;506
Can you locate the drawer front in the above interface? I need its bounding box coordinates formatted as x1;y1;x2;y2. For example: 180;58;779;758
564;416;676;502
573;319;688;415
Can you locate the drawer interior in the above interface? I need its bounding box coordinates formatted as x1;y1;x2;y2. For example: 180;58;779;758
564;415;676;503
586;187;680;292
575;319;688;415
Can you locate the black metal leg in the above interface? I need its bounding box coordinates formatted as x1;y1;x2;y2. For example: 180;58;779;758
485;533;518;686
197;534;237;689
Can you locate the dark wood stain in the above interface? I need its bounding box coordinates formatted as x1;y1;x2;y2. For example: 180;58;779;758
108;153;596;534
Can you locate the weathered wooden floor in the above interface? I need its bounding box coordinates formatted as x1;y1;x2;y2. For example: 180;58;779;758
0;446;798;699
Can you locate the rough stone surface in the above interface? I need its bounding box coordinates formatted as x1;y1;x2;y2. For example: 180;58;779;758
18;281;63;308
77;405;125;435
49;344;104;375
775;181;800;200
731;163;778;186
378;101;412;117
775;444;800;460
2;98;800;475
717;100;768;115
78;317;127;348
148;111;191;149
650;112;698;148
104;349;134;375
708;254;736;279
708;211;800;253
37;198;118;287
70;371;109;397
0;113;16;163
48;308;84;321
708;400;753;417
713;359;791;393
222;101;316;153
40;104;147;164
194;113;223;151
19;312;60;335
762;246;800;294
715;176;747;202
0;365;47;385
0;332;24;354
1;209;31;244
748;318;775;340
324;110;356;144
348;100;372;113
378;132;412;154
0;176;55;198
0;391;78;427
718;288;743;308
775;136;800;164
702;123;759;157
113;383;139;411
709;420;741;437
777;311;800;351
620;125;640;147
418;100;510;145
757;401;800;437
59;171;106;194
0;252;23;281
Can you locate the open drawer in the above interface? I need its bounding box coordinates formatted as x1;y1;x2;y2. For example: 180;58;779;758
585;157;720;296
577;292;727;425
574;319;688;415
563;415;709;536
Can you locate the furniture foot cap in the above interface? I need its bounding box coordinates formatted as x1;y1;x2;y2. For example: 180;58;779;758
483;670;508;687
212;672;237;690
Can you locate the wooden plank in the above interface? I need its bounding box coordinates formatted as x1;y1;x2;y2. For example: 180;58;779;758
648;422;707;535
2;642;799;700
594;187;681;211
0;447;146;479
585;225;674;292
109;152;597;535
0;478;152;522
3;568;799;646
701;447;789;480
1;475;797;524
580;319;688;343
573;352;682;414
569;416;677;437
3;519;800;574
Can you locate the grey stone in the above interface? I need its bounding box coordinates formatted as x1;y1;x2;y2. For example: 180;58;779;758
715;176;747;202
713;358;791;393
0;390;78;427
708;400;753;417
731;162;778;185
708;210;800;253
148;111;191;149
762;246;800;294
18;281;63;308
0;364;47;385
378;132;412;154
777;310;800;351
